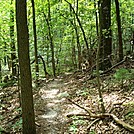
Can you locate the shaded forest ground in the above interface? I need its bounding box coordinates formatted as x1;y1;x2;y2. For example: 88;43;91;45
0;58;134;134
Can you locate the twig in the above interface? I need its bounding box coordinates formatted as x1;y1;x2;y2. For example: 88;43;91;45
67;113;90;118
67;98;92;116
87;118;100;132
8;113;22;123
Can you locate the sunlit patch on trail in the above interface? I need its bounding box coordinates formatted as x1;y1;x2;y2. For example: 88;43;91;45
41;89;59;99
40;109;58;119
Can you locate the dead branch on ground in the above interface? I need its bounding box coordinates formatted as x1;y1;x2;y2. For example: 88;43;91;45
67;98;134;133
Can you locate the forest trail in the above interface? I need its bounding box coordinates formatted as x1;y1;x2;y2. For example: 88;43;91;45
35;76;73;134
34;71;134;134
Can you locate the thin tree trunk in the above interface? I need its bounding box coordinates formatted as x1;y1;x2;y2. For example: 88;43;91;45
115;0;123;61
96;48;105;113
75;0;82;69
132;14;134;57
39;55;49;77
65;0;89;52
0;60;2;83
48;0;56;77
96;30;105;113
43;0;56;77
10;0;16;77
71;37;77;69
132;31;134;56
94;0;99;37
31;0;39;81
16;0;36;133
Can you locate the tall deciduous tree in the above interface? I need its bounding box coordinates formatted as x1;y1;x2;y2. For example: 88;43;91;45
16;0;36;133
43;0;56;77
31;0;39;82
0;60;1;82
48;0;56;77
99;0;112;70
115;0;123;61
75;0;82;69
10;0;16;77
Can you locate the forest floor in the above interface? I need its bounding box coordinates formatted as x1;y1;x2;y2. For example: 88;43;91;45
0;58;134;134
34;70;134;134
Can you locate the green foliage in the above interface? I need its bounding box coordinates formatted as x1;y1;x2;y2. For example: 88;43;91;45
0;80;16;89
0;0;134;76
12;117;22;131
114;68;134;80
69;116;86;133
114;68;130;80
0;126;5;133
69;124;78;133
76;87;90;96
114;68;134;89
89;130;96;134
0;82;8;88
125;111;134;119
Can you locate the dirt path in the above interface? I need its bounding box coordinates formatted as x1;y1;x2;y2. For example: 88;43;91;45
35;77;70;134
34;74;134;134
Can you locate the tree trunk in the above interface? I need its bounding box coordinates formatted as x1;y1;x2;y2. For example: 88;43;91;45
43;0;56;77
96;34;105;113
0;60;2;83
65;0;90;56
94;0;99;37
10;0;16;77
99;0;112;70
75;0;82;69
31;0;39;81
47;0;56;77
132;13;134;57
72;42;77;69
115;0;123;61
16;0;36;133
39;55;49;77
132;31;134;57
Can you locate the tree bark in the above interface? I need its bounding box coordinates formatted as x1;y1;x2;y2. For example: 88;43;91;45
94;0;99;37
99;0;112;70
31;0;39;81
16;0;36;133
43;0;56;77
10;0;16;77
132;13;134;57
39;55;49;77
0;60;2;83
75;0;82;69
115;0;123;61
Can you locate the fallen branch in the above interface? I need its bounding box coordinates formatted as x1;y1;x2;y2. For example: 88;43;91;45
67;98;92;116
67;98;134;132
110;113;134;132
101;56;127;75
85;56;127;77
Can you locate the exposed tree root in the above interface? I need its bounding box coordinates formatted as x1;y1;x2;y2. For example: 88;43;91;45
67;98;134;133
